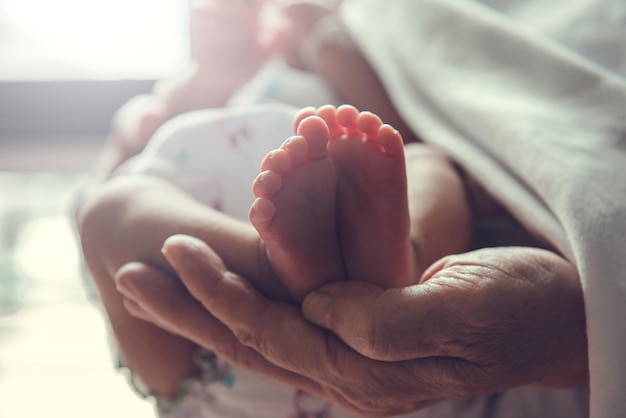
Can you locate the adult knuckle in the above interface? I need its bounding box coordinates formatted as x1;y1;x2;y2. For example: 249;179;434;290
353;397;418;418
232;324;259;348
340;372;405;417
324;386;383;418
230;302;275;352
359;367;423;415
212;336;245;366
359;312;394;360
233;305;295;367
346;392;387;417
319;337;360;386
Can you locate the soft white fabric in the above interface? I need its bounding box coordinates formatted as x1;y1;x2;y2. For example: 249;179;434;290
341;0;626;416
226;57;342;109
116;104;298;221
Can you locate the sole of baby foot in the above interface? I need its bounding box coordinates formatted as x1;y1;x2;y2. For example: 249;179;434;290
250;115;344;301
325;104;415;288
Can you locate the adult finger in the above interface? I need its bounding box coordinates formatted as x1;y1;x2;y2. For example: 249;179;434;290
115;259;324;396
161;235;375;387
301;277;466;361
115;261;226;339
302;247;557;362
160;235;474;415
158;235;416;415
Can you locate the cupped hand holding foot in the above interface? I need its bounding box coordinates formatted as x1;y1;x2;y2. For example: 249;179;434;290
117;235;588;417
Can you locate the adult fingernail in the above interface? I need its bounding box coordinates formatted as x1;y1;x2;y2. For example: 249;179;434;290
115;264;140;300
303;290;333;328
116;281;137;300
162;234;228;278
161;234;202;268
123;298;152;322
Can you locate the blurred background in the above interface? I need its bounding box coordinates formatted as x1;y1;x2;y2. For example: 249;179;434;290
0;0;189;416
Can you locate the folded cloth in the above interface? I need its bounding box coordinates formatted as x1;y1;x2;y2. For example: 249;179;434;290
341;0;626;416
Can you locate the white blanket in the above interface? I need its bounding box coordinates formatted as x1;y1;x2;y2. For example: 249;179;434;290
341;0;626;416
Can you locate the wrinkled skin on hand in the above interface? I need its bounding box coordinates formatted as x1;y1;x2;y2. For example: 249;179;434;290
117;235;588;417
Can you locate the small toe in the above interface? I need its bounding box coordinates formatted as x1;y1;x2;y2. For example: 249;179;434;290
293;107;317;132
315;105;344;138
249;197;276;228
315;105;338;125
357;111;383;140
252;170;282;198
260;149;291;174
280;135;309;164
336;105;359;127
377;124;404;156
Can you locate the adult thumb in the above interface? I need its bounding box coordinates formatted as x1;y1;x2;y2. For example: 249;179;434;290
302;280;446;361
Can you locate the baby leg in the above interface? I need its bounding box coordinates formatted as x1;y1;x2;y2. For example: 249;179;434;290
405;143;473;279
305;105;415;288
249;115;343;301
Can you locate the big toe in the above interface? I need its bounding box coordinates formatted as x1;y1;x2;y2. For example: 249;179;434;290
296;115;330;159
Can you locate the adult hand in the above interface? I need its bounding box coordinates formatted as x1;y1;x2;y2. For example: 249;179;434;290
117;234;588;417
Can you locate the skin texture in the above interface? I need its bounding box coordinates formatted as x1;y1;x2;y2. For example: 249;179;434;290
249;104;470;297
76;175;290;397
76;2;588;410
117;235;589;417
250;105;416;299
77;104;473;402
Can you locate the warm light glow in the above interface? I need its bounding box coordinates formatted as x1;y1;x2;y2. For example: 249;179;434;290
0;0;189;80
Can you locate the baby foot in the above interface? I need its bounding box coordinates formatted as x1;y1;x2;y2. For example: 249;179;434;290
249;114;343;301
299;105;415;288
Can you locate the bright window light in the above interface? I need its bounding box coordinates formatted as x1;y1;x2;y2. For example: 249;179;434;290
0;0;189;80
